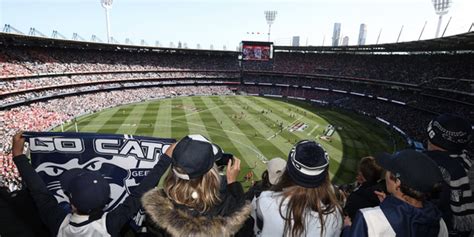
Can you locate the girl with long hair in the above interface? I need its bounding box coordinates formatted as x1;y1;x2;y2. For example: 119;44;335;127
142;135;251;237
254;140;343;236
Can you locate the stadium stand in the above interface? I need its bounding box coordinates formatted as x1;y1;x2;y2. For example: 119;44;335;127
240;74;472;141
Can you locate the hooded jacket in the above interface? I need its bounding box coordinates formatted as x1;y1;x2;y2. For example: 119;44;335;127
343;195;447;237
142;182;252;237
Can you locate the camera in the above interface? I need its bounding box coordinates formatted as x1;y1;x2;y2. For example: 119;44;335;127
215;153;234;166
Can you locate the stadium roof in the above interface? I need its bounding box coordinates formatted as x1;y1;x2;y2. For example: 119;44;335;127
274;31;474;53
1;31;473;54
0;32;238;56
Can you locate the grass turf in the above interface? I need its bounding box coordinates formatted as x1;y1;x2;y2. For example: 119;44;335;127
55;95;405;189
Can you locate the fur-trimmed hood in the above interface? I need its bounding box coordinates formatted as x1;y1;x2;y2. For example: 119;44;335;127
142;188;252;237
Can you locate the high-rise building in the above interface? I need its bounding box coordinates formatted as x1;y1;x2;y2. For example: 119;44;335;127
342;36;349;46
332;23;341;46
358;24;367;45
292;36;300;46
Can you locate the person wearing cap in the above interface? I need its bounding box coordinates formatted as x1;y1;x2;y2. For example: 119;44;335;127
344;156;384;221
11;132;174;237
141;134;252;237
343;149;447;237
254;140;343;237
245;157;286;235
424;113;474;236
245;157;286;201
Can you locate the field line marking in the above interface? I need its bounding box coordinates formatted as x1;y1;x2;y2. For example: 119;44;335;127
266;115;303;140
171;99;268;140
171;105;225;120
307;124;320;136
173;118;268;141
203;129;268;162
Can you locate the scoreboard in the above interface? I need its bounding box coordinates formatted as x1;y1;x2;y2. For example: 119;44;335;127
241;41;273;61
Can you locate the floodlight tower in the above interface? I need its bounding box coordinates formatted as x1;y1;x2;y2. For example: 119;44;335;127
101;0;113;43
432;0;451;38
264;10;277;42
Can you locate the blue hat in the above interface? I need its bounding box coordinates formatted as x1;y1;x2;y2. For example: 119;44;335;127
286;140;329;188
60;168;110;214
375;150;443;193
172;135;223;180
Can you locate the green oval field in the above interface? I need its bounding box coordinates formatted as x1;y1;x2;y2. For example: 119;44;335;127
55;95;404;188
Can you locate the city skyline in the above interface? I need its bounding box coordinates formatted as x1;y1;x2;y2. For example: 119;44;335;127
332;23;342;46
358;24;367;45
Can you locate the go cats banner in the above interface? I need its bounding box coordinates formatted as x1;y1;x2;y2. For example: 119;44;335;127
22;131;175;228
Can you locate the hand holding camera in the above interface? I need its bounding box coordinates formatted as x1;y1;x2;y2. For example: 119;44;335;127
215;153;234;166
225;155;241;184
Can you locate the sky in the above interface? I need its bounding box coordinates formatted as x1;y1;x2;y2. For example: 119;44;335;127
0;0;473;50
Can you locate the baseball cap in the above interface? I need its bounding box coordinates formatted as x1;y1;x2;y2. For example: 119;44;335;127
427;114;472;152
172;134;223;180
267;157;286;185
375;149;443;193
286;140;329;188
60;168;111;214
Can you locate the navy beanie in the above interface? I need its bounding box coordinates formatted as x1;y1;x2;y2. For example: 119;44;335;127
427;114;472;152
286;140;329;188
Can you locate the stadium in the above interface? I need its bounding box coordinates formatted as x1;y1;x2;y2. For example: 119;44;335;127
1;30;472;184
0;0;473;236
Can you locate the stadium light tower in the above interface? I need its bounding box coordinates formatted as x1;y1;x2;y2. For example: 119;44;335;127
264;10;277;42
432;0;451;38
101;0;113;43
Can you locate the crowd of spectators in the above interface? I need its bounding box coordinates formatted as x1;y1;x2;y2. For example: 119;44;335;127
0;46;239;77
1;78;238;106
422;77;474;93
0;71;239;95
270;53;474;86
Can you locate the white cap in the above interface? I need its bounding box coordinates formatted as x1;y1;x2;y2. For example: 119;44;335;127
267;157;286;185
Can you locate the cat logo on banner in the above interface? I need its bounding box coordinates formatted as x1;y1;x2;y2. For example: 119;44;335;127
23;131;175;229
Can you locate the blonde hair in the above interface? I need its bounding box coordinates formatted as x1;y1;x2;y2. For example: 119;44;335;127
164;165;222;213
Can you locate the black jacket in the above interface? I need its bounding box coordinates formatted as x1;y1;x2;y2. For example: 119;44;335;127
344;181;382;220
0;187;50;237
244;180;271;201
